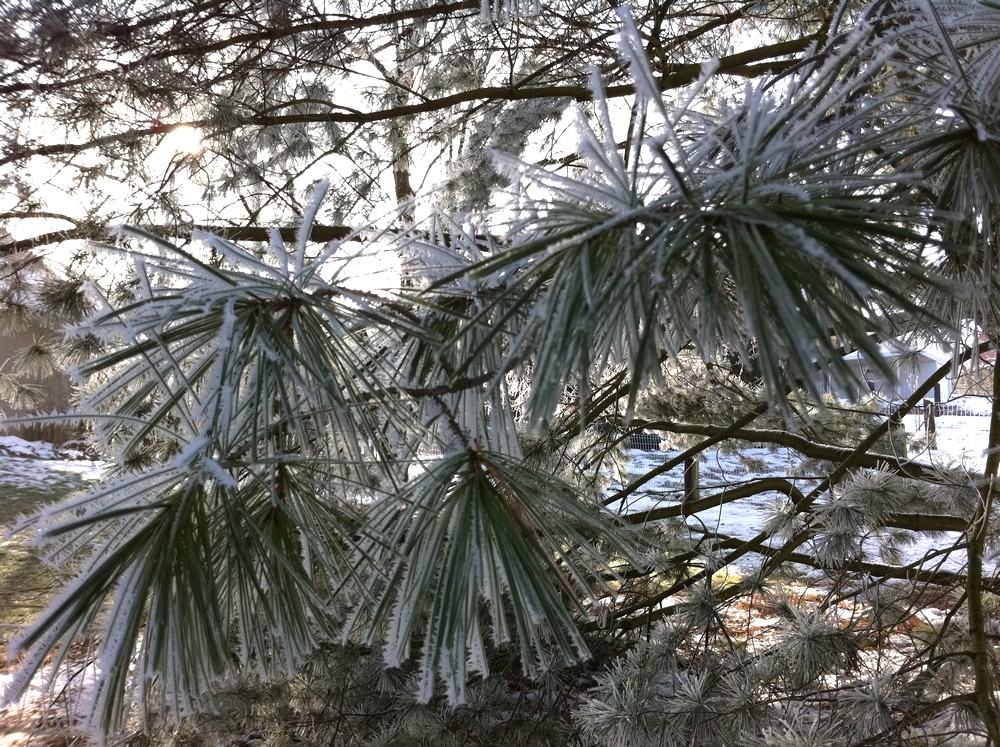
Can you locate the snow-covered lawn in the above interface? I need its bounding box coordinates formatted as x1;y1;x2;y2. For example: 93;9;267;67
0;439;103;746
610;410;993;572
0;410;992;743
0;437;104;492
0;411;991;567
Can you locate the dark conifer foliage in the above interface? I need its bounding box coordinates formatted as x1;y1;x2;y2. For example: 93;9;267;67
3;1;1000;745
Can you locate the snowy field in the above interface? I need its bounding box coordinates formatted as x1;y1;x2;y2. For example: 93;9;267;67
0;410;993;742
0;408;993;571
0;437;104;494
611;407;994;572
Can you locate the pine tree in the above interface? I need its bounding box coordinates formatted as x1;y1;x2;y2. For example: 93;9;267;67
3;1;1000;744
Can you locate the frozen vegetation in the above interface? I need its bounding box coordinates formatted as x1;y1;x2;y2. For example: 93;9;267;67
3;0;1000;742
0;408;994;744
613;407;995;572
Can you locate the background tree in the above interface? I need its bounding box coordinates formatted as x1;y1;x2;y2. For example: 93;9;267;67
4;1;1000;746
0;0;837;253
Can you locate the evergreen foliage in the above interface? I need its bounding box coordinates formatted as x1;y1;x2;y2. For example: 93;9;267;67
3;0;1000;745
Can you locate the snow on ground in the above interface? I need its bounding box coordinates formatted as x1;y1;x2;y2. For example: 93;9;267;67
0;656;104;746
0;409;992;565
0;436;96;462
0;411;991;742
0;437;104;491
611;409;994;573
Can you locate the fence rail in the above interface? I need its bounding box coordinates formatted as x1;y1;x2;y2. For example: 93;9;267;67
931;403;991;417
889;401;992;418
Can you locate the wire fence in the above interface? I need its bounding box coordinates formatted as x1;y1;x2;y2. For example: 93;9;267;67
893;402;993;418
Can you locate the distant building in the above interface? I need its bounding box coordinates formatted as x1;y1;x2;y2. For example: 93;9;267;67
835;341;955;405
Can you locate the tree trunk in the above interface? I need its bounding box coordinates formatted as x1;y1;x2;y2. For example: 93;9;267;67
967;335;1000;744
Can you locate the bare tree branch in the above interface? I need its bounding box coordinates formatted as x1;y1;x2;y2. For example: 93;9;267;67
0;37;812;170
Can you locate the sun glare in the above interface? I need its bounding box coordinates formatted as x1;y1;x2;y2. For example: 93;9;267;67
161;125;204;154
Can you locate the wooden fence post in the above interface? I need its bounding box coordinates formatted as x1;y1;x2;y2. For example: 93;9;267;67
683;457;699;513
924;399;937;450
